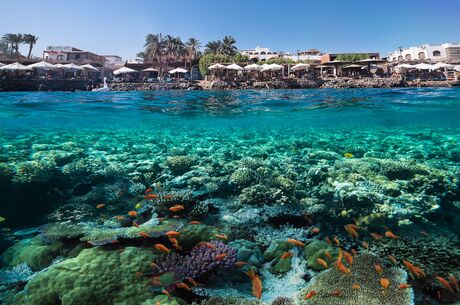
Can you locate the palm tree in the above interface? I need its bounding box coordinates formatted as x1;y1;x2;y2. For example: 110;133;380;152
221;36;237;57
204;40;222;55
2;33;23;58
186;38;201;78
136;51;147;62
22;34;39;59
144;33;162;63
172;37;185;63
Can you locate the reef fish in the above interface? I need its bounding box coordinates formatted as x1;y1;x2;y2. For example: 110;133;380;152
344;153;354;158
361;241;369;249
281;252;293;259
343;251;353;266
139;231;150;238
144;194;159;200
374;263;383;275
448;275;459;292
436;276;454;292
311;227;320;234
154;243;171;254
287;238;305;247
344;224;359;238
235;261;247;268
128;211;138;217
385;230;399;239
388;255;397;263
175;282;191;291
168;205;184;212
132;221;140;228
331;290;342;297
370;233;383;240
96;203;106;209
215;234;228;240
245;268;262;299
317;258;328;268
165;231;180;238
215;253;227;261
399;283;412;289
380;278;390;289
163;195;173;200
189;221;202;224
144;188;153;194
324;250;333;260
403;260;426;278
304;290;317;299
351;284;361;290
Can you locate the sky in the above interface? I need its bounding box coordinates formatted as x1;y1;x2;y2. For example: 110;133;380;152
1;0;459;60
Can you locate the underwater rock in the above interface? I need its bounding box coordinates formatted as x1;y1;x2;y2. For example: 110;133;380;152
0;264;33;286
228;239;264;271
230;168;257;189
20;247;157;305
176;224;218;250
297;253;413;305
166;156;197;174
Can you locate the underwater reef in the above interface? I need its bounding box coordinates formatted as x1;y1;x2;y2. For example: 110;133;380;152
0;125;459;304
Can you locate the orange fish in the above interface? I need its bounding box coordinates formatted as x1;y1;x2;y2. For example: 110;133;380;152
336;248;343;267
403;260;425;278
361;241;369;249
351;249;358;256
325;237;332;244
215;253;227;261
351;284;361;290
399;283;412;289
186;277;198;286
448;275;459;292
235;261;247;268
333;237;340;246
331;290;342;297
380;278;390;289
139;231;150;238
343;251;353;266
317;258;328;268
215;234;228;240
132;221;140;228
311;227;320;234
96;203;106;209
189;221;202;224
156;303;160;305
168;237;181;250
304;290;317;299
154;243;171;254
287;238;305;247
280;252;293;259
115;216;124;221
162;289;171;298
165;231;180;238
337;263;351;274
128;210;138;217
388;255;397;263
144;194;159;200
370;233;383;240
436;276;454;292
163;195;173;200
344;224;359;238
374;263;383;275
176;282;191;291
245;268;262;299
385;230;399;239
169;205;184;212
324;250;332;260
144;188;153;194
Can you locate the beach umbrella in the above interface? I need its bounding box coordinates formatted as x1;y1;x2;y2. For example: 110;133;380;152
244;63;262;71
168;68;188;74
28;61;57;70
414;63;435;70
142;67;159;72
61;63;84;71
0;62;5;67
226;63;244;71
113;66;138;75
395;63;415;69
342;64;363;69
433;63;455;69
455;65;460;72
269;64;284;70
80;64;99;71
0;62;33;71
291;63;310;71
208;63;226;70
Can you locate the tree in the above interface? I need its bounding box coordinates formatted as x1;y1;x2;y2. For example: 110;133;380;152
204;40;222;55
2;33;23;58
22;34;39;59
221;36;237;57
335;53;369;62
186;38;201;78
144;33;162;63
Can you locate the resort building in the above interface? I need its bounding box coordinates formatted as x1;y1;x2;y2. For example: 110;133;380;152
283;49;323;62
43;46;106;66
240;47;281;62
388;43;460;62
321;52;380;63
103;55;125;70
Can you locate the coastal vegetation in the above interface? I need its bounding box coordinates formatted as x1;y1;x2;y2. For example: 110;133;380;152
335;53;369;62
0;33;39;59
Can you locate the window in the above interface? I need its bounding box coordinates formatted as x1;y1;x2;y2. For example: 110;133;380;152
433;50;441;56
418;52;425;60
260;51;266;55
405;54;412;60
398;55;403;60
248;52;253;55
57;54;64;61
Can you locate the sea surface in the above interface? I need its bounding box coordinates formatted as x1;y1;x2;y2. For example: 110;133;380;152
0;88;459;305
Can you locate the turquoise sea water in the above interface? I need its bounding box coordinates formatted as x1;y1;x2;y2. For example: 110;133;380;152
0;88;459;305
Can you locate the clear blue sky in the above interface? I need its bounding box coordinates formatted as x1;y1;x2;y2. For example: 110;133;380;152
1;0;459;60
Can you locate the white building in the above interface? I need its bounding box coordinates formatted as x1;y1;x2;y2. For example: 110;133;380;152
103;55;124;69
283;49;323;62
240;46;281;61
388;43;460;62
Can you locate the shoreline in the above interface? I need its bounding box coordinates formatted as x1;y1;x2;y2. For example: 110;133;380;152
0;77;459;92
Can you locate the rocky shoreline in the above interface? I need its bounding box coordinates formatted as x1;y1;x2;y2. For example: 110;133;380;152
109;77;459;91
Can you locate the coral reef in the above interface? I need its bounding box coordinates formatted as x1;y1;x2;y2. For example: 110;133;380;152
297;253;413;305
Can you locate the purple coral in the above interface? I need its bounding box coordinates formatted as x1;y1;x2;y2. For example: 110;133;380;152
149;240;236;280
